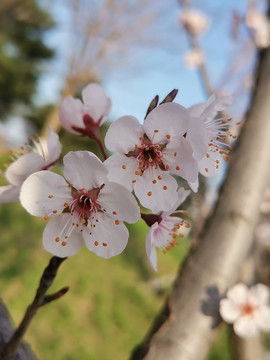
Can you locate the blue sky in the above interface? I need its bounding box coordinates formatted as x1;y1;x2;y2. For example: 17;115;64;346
2;0;264;144
35;0;253;121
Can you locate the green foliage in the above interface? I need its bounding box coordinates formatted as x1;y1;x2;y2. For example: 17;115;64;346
0;0;54;119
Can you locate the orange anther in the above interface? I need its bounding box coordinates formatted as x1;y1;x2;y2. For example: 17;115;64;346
53;210;57;214
176;166;180;171
64;202;69;207
174;152;177;157
43;215;49;220
166;134;171;139
122;165;126;169
48;195;53;199
163;186;167;190
61;241;67;246
115;220;120;225
94;241;99;246
102;243;108;247
205;168;209;172
113;211;117;215
158;175;162;180
147;191;152;196
152;180;157;184
55;237;60;242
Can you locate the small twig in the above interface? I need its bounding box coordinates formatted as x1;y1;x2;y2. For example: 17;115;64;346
1;256;68;360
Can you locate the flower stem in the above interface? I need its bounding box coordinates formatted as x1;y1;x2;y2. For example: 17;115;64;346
95;137;108;160
1;256;68;360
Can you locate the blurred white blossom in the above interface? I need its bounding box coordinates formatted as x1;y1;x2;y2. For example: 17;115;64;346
179;9;210;35
184;49;204;69
220;283;270;338
245;6;270;48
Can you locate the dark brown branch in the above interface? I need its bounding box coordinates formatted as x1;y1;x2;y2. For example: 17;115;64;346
1;256;68;360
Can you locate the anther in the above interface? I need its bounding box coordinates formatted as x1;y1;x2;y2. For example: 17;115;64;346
115;220;120;225
122;165;126;169
147;191;152;196
43;215;49;220
94;241;99;246
163;186;167;190
48;195;53;199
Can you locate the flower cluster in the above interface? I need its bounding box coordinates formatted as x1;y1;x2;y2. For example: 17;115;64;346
0;83;236;271
220;283;270;338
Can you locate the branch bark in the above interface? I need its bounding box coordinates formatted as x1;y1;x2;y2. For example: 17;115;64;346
0;299;37;360
131;40;270;360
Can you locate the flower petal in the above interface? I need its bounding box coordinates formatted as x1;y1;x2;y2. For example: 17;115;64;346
99;181;140;223
134;167;178;212
105;115;144;153
171;137;199;184
162;187;191;218
5;152;44;186
198;153;218;177
82;83;111;125
201;94;233;120
63;151;107;189
234;315;259;338
84;213;129;258
145;224;159;271
43;215;84;257
105;153;138;192
255;306;270;331
0;184;20;203
59;96;84;134
249;283;270;306
44;127;62;165
219;298;241;323
186;116;208;160
227;284;249;305
20;171;71;217
143;102;189;143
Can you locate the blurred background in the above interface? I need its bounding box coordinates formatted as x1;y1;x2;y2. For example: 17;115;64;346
0;0;269;359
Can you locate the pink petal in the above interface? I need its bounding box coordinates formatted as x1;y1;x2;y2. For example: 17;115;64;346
234;316;259;338
162;188;190;218
227;284;249;305
0;184;20;203
44;127;62;165
83;213;129;258
105;153;138;192
198;154;218;177
59;96;84;134
105;115;143;153
43;215;84;257
187;178;199;192
143;102;189;143
134;167;178;212
145;224;158;271
171;137;199;184
63;151;107;190
255;306;270;331
20;171;71;217
186;116;208;160
82;83;111;125
201;94;233;120
219;298;241;323
249;283;270;306
5;152;45;186
99;181;140;223
188;102;207;118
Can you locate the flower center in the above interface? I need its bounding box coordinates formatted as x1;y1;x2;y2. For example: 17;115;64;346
240;303;256;316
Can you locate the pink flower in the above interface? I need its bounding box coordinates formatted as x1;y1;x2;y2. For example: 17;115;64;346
59;83;111;137
220;283;270;338
0;128;61;203
20;151;140;258
186;94;234;181
104;103;198;212
145;188;190;271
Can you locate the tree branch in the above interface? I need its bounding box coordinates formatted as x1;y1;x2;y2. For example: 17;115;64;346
0;256;68;360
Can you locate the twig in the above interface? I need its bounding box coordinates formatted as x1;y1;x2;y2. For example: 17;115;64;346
1;256;68;360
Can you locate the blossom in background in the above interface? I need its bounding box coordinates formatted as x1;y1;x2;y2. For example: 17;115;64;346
20;151;140;258
245;5;270;48
104;103;198;212
59;83;111;138
186;94;234;180
179;9;210;35
0;128;61;203
184;49;204;69
145;188;190;271
220;283;270;338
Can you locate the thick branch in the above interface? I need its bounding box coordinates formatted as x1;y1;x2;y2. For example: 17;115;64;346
131;43;270;360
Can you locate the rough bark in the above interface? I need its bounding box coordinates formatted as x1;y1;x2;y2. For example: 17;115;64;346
131;41;270;360
0;299;37;360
